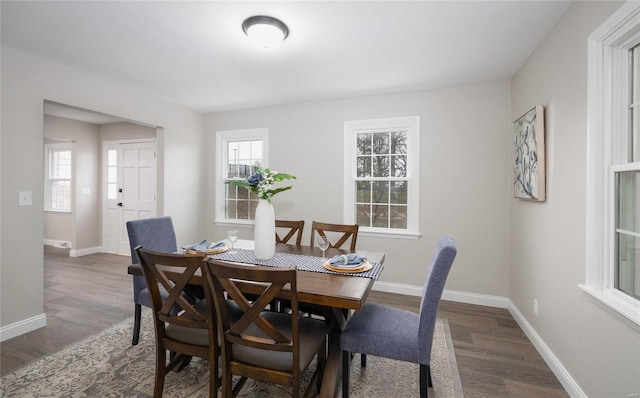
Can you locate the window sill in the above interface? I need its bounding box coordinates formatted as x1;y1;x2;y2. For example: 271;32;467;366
44;209;71;214
358;229;421;240
214;219;255;228
579;284;640;329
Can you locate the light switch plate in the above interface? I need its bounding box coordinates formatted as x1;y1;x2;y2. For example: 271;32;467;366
19;191;32;206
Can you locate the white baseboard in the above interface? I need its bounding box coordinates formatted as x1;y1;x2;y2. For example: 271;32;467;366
43;239;72;249
0;313;47;342
507;301;586;398
372;281;509;308
70;246;102;257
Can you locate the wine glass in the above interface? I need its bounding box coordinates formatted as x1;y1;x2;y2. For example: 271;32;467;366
227;230;238;254
317;233;330;258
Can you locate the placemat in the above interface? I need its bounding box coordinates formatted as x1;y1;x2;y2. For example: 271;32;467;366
208;249;383;280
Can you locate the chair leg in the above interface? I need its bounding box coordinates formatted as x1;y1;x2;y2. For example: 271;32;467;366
419;364;431;398
154;347;167;398
342;350;351;398
132;303;142;345
360;353;366;367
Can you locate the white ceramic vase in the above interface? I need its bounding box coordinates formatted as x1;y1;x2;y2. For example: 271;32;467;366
254;199;276;260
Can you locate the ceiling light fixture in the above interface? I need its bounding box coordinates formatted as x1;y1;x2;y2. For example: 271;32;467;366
242;15;289;50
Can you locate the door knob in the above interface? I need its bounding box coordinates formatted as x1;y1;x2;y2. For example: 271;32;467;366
117;202;123;207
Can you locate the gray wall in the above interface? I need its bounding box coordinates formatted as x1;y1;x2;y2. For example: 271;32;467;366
511;1;639;396
2;2;639;395
204;82;513;298
1;45;204;329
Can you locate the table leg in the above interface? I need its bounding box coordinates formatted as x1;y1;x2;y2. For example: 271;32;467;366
319;332;342;398
318;307;350;398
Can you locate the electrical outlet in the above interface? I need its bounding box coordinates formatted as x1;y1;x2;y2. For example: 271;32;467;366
533;299;539;316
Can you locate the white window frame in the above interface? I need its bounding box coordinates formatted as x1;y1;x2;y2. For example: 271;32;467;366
44;142;73;213
343;116;421;239
582;0;640;326
215;128;268;225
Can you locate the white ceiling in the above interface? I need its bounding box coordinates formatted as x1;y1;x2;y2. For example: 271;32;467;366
2;1;571;113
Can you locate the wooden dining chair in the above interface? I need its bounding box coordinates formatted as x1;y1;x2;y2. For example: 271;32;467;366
310;221;359;252
275;219;305;245
203;259;330;398
135;246;220;398
340;235;457;398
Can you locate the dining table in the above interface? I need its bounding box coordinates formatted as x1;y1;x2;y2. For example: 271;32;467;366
127;239;385;398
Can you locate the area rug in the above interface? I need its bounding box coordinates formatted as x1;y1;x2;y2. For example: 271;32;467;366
0;310;464;397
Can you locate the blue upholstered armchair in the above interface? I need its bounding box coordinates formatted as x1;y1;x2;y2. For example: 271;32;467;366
340;235;457;398
126;216;178;345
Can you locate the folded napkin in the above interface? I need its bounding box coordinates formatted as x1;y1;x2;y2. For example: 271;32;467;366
328;253;365;267
186;240;225;252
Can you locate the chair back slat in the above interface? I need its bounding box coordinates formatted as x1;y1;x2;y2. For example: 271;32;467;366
275;220;305;245
310;221;359;252
204;260;298;353
135;246;208;329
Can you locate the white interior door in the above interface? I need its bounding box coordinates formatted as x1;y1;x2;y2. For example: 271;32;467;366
102;140;157;255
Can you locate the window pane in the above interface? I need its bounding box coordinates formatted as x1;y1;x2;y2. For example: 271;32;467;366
248;199;258;220
107;149;117;166
107;183;117;200
632;106;639;162
237;186;248;199
391;155;407;177
237;200;249;220
356;204;371;226
390;205;408;229
356;181;371;203
615;170;640;299
372;181;389;203
226;199;237;219
390;131;407;154
632;44;639;163
372;155;389;177
51;180;71;210
616;233;639;299
357;156;371;177
390;181;407;204
356;133;371;155
372;204;389;228
51;150;71;179
372;132;390;154
108;166;117;183
617;170;639;232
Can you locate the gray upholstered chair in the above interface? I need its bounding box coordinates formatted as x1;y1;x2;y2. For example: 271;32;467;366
340;235;457;398
127;216;180;345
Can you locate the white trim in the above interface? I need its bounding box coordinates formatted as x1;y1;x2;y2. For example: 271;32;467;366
371;282;587;398
507;301;587;398
44;239;72;249
579;284;640;327
214;128;268;224
343;116;420;235
70;246;102;257
359;230;421;240
372;281;509;308
585;0;640;324
0;313;47;342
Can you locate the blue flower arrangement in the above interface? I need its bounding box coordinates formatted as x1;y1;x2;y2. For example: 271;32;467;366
227;167;296;202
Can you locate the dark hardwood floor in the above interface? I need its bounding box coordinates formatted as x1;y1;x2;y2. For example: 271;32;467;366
1;247;568;397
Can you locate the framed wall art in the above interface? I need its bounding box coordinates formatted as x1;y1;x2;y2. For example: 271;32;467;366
513;105;545;201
